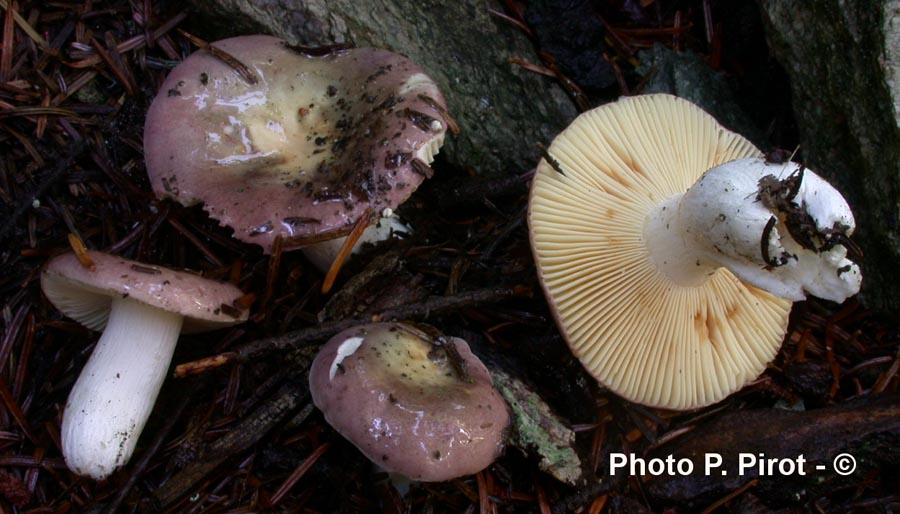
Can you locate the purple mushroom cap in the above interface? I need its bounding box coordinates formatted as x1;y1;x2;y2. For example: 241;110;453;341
309;322;509;482
41;250;248;333
144;35;449;253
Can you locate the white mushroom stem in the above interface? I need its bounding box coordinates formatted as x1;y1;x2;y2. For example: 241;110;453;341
61;296;183;480
301;215;412;272
644;158;861;302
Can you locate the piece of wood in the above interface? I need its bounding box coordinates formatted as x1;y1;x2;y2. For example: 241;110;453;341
644;394;900;508
151;348;317;509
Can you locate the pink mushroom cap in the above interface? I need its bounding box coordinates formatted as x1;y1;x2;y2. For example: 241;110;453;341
309;322;509;482
41;250;248;332
144;35;450;253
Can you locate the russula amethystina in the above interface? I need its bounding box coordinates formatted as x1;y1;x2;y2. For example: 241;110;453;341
144;35;450;265
309;322;509;481
41;250;248;479
528;94;861;410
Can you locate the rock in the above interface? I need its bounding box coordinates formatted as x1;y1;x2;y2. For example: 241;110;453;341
758;0;900;311
186;0;578;177
636;44;768;147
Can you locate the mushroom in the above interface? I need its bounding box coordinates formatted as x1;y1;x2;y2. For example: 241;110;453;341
143;35;450;270
528;94;862;410
299;213;411;272
41;250;248;479
309;322;509;482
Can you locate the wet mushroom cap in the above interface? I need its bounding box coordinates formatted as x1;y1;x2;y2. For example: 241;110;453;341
41;250;248;332
144;35;449;253
309;322;509;482
528;94;792;410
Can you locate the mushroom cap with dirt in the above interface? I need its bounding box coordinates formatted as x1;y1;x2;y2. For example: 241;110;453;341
144;35;449;256
528;94;861;410
41;250;248;479
309;322;509;482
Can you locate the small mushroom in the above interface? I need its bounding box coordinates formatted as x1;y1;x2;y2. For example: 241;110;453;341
144;35;449;267
528;94;862;410
309;322;509;482
41;250;248;479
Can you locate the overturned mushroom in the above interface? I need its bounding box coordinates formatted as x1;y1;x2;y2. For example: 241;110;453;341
144;35;449;269
309;322;509;482
41;251;248;479
528;94;861;410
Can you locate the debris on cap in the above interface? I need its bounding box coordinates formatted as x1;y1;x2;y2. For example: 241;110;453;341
41;250;248;332
144;35;450;254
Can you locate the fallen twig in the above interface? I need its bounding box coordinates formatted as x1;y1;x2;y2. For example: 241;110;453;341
153;348;316;508
175;285;527;377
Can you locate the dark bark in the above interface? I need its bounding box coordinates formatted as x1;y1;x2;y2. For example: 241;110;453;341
187;0;578;176
758;0;900;311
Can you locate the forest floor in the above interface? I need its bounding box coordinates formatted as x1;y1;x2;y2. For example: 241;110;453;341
0;0;897;513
